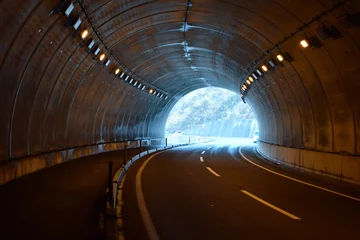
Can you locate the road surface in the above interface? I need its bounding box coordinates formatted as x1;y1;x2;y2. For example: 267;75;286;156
122;140;360;240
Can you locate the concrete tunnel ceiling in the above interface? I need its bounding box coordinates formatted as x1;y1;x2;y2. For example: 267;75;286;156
1;0;360;183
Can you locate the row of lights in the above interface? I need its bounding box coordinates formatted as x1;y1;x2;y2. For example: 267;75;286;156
240;0;353;101
241;53;286;95
61;2;168;100
240;32;335;95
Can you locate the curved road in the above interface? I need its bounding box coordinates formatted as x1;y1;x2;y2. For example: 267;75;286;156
123;141;360;240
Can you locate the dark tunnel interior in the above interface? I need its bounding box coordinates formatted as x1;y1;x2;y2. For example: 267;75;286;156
1;0;360;184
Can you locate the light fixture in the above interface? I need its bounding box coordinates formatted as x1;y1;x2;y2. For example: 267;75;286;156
87;39;95;49
164;95;168;100
73;17;82;30
261;65;268;72
81;29;89;40
141;85;146;91
242;85;247;89
248;76;254;82
114;68;120;75
246;80;251;85
124;75;129;82
157;92;161;97
252;73;258;79
268;60;276;68
93;47;100;56
153;90;157;95
65;3;74;16
129;78;134;84
133;81;138;87
137;83;143;89
277;54;284;62
119;72;125;78
300;39;310;48
256;69;262;76
104;59;110;67
149;89;154;94
99;53;106;61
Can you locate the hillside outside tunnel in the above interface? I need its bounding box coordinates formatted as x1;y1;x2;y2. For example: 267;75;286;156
1;0;360;185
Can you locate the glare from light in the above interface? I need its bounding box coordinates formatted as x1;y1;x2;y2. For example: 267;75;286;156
300;39;309;48
277;54;284;62
81;30;89;40
99;53;106;61
114;68;120;75
261;65;268;72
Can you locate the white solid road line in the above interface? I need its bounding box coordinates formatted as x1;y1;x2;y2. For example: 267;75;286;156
200;156;204;162
241;190;301;220
201;151;205;154
206;167;221;177
136;151;168;240
239;146;360;202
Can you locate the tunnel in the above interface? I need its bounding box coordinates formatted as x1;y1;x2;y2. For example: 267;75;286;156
1;0;360;185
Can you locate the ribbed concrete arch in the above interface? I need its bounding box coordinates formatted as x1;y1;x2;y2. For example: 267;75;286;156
1;0;360;183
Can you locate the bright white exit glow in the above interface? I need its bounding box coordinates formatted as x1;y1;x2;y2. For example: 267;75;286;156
165;87;258;139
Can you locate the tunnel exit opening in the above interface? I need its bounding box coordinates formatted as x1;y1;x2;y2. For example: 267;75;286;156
165;87;258;143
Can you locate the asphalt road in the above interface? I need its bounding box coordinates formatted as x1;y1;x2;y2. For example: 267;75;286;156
0;147;146;240
122;141;360;240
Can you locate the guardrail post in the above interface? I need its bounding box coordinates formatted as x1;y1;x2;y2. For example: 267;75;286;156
140;140;142;154
124;145;127;164
108;161;114;206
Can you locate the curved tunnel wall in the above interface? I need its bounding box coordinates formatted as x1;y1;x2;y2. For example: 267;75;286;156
1;0;360;184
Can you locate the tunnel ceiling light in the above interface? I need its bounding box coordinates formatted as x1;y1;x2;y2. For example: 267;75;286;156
252;73;258;79
114;68;120;75
248;76;254;82
149;89;154;94
124;75;130;82
242;84;247;89
137;83;143;89
261;65;268;72
105;59;111;67
87;39;95;49
300;39;310;48
153;90;157;95
256;69;263;76
246;80;251;85
160;93;164;98
268;60;276;68
65;3;74;16
93;47;100;56
142;85;146;91
129;78;134;84
81;29;89;40
119;72;125;79
73;17;82;30
164;95;168;100
99;53;106;61
277;54;284;62
157;92;161;97
133;81;138;87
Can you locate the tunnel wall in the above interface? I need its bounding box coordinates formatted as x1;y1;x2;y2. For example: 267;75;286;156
1;0;360;185
257;141;360;184
245;1;360;184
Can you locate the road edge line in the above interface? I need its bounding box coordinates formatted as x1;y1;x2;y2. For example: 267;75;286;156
239;146;360;202
135;151;168;240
